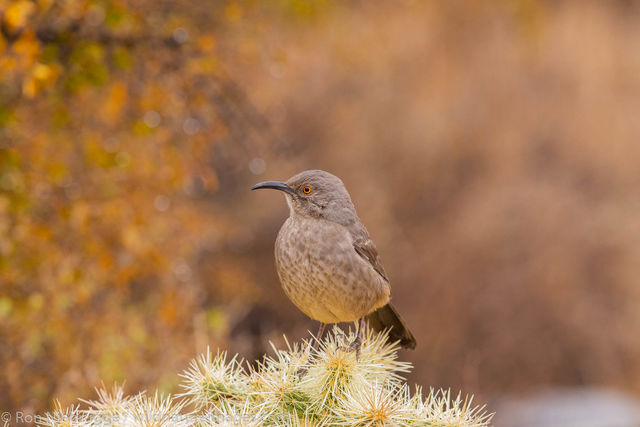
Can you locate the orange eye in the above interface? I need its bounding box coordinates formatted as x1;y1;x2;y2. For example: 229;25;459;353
303;186;311;194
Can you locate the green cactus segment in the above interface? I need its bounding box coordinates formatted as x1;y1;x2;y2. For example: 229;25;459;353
281;390;313;418
203;380;235;402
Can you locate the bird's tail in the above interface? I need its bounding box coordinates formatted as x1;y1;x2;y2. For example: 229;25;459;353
366;303;416;349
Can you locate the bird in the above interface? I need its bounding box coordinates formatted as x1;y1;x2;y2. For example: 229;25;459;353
251;169;416;354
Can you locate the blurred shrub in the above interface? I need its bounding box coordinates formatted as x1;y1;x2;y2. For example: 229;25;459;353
0;0;308;414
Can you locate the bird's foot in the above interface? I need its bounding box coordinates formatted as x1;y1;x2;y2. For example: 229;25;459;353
339;336;362;361
335;331;348;343
296;365;309;380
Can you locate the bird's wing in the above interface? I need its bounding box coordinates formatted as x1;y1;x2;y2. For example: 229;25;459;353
353;237;390;283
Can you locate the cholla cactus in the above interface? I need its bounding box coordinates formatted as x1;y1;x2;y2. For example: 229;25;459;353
40;326;493;426
300;326;412;410
40;402;90;427
123;391;191;427
179;350;249;409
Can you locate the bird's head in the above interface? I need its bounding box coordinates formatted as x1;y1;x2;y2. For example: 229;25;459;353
251;169;357;221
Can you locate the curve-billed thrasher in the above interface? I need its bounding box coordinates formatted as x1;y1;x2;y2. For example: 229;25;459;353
252;170;416;352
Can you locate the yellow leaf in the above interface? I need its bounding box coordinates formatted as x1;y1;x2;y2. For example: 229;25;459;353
13;30;40;68
225;3;242;22
3;0;36;33
102;81;127;123
32;62;52;80
70;201;90;229
21;63;57;97
159;291;178;325
22;74;37;98
122;226;145;253
198;35;216;52
28;293;44;311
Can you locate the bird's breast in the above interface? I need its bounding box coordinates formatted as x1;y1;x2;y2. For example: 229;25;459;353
274;216;390;323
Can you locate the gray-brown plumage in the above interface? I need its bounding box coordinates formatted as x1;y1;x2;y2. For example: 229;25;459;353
251;170;416;350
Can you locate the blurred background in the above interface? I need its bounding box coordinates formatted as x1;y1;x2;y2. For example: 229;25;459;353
3;0;640;424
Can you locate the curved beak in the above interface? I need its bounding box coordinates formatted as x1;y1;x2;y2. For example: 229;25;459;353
250;180;295;196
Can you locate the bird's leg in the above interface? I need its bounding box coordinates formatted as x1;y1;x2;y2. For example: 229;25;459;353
311;322;327;352
343;318;365;360
298;323;327;379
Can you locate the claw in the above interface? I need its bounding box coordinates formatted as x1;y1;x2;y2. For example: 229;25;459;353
348;336;362;361
338;335;362;361
297;323;327;379
345;318;366;360
296;366;308;379
336;333;348;348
